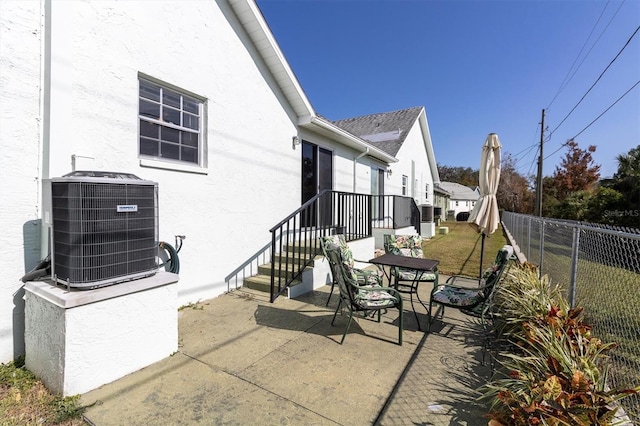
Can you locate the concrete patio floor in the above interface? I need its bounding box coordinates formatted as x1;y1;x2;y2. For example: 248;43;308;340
81;280;493;425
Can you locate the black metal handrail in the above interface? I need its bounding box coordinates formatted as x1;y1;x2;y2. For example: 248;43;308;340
268;191;422;302
268;190;371;302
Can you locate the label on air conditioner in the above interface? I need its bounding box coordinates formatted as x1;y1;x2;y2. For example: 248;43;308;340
117;205;138;213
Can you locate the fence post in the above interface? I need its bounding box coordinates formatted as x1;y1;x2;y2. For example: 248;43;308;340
527;217;532;260
539;218;545;277
568;227;580;308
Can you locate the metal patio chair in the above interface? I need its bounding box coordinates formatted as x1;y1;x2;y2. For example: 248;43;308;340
383;234;439;292
322;237;404;345
320;234;383;307
427;244;514;331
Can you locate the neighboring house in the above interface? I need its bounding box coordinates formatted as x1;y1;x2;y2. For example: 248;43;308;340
0;0;438;362
438;182;480;220
433;183;451;223
332;107;440;235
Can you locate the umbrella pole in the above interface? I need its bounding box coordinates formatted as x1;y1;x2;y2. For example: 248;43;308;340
479;233;486;283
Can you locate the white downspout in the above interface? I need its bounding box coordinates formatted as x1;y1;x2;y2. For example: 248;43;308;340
353;148;369;192
39;0;52;258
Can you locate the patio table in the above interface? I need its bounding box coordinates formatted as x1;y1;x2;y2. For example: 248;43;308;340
369;253;439;331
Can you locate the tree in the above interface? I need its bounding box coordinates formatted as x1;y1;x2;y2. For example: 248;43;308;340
543;140;601;218
614;145;640;180
551;139;601;200
437;164;478;187
583;186;624;225
593;144;640;228
497;153;534;213
553;191;590;221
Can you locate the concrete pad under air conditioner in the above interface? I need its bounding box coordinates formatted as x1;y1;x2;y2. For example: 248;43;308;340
24;272;179;396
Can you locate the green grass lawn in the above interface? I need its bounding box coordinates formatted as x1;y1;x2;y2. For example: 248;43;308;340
0;357;86;425
422;221;508;277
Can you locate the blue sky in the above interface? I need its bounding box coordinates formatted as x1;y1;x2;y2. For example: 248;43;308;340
256;0;640;179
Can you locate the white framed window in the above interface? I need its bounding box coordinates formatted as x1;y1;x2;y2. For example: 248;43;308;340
138;77;204;166
402;175;408;196
425;183;429;200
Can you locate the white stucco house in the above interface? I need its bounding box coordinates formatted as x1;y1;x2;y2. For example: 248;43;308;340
438;182;480;220
0;0;440;365
332;107;439;209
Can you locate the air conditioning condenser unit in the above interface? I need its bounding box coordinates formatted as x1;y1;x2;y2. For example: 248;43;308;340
45;171;158;289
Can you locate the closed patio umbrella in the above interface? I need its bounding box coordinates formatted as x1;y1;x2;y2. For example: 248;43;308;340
467;133;502;280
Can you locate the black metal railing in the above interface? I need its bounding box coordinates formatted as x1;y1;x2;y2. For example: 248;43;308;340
371;194;421;231
268;190;371;302
268;191;422;302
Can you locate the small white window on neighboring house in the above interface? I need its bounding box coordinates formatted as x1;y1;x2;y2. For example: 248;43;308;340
139;77;204;165
402;175;408;196
425;183;429;200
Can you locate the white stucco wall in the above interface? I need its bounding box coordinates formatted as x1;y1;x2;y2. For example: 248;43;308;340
298;127;388;195
41;0;301;309
448;199;477;218
0;0;306;362
391;118;434;207
0;0;439;364
24;274;178;396
0;0;44;362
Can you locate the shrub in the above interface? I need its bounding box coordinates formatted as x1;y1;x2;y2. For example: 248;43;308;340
481;263;639;425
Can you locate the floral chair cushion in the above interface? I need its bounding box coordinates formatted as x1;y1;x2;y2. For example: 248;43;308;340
384;234;437;282
395;269;438;281
321;235;383;285
355;285;399;308
431;285;484;307
385;235;424;258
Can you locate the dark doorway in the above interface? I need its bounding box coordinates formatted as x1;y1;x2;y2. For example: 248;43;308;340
301;141;333;227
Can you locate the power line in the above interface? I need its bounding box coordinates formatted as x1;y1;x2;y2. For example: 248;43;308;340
512;124;540;165
544;79;640;161
570;79;640;140
512;124;541;176
546;0;614;109
544;141;570;162
527;146;540;178
555;1;626;108
513;143;538;166
547;24;640;139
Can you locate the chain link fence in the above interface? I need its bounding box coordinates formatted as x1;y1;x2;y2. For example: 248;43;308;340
502;212;640;422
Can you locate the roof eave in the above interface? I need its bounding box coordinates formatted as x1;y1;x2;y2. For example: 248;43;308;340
417;109;441;184
228;1;398;165
227;0;315;119
304;116;398;163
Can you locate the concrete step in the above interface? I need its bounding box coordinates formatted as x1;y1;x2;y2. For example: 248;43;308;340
243;273;303;294
257;255;322;278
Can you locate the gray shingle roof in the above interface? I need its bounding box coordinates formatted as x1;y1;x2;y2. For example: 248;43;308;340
438;182;480;201
331;106;423;157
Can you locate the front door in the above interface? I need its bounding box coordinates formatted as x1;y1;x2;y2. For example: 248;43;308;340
301;141;333;227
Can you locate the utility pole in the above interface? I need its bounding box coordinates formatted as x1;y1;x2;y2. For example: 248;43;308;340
535;109;545;217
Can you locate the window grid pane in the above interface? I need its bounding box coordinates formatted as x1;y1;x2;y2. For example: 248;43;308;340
139;78;203;165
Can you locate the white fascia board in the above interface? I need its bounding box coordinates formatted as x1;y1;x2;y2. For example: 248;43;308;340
229;1;396;165
228;0;315;119
418;109;441;184
307;116;398;164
